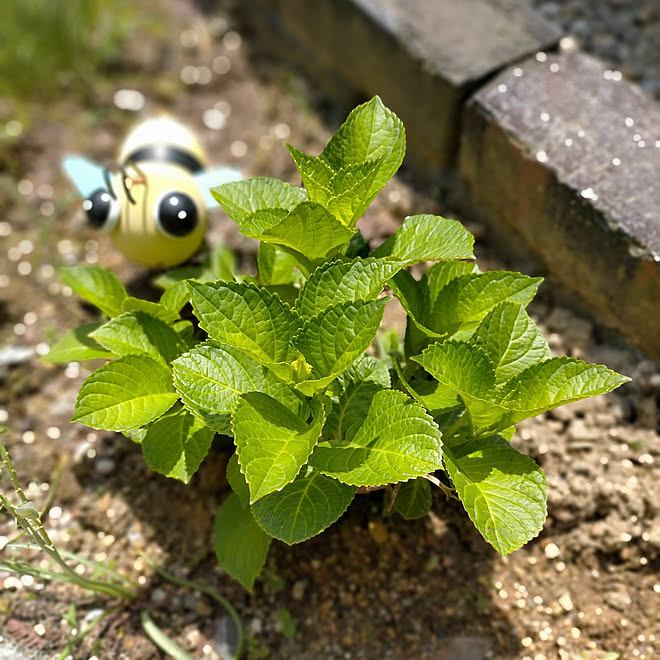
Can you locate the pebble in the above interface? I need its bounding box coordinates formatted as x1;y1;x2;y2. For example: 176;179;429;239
567;419;601;443
94;458;116;475
605;590;632;611
544;542;561;559
150;588;167;603
558;593;574;611
292;580;307;600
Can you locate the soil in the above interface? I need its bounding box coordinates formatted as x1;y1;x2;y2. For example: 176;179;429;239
1;1;659;659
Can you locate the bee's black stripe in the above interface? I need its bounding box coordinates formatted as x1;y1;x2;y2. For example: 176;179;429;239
124;146;203;173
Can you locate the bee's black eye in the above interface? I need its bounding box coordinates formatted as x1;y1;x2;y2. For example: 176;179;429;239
83;188;120;230
155;191;198;237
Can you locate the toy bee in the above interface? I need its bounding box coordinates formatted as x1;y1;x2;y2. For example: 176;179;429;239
63;117;241;268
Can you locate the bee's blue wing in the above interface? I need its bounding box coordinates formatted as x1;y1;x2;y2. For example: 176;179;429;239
62;155;107;198
193;166;242;209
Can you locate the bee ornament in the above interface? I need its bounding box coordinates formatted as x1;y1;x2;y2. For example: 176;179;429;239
63;117;241;268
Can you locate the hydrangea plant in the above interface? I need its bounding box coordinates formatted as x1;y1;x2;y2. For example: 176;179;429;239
48;97;629;590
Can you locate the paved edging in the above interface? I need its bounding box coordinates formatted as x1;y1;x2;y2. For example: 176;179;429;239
240;0;660;359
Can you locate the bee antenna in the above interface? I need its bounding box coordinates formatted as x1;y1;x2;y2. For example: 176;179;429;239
119;162;137;205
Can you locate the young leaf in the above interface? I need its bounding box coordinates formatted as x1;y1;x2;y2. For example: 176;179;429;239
173;341;303;434
141;407;214;483
293;298;389;393
323;356;390;442
413;341;506;431
423;261;480;300
159;280;191;314
393;478;432;520
122;297;179;323
498;357;631;425
233;394;325;502
286;144;334;203
251;466;355;544
188;280;300;372
427;272;543;336
372;214;475;263
226;453;250;507
254;202;354;262
213;493;271;592
72;355;178;431
258;243;298;286
91;312;186;364
43;322;115;363
310;389;443;487
295;257;406;320
473;303;551;384
211;177;307;225
325;159;384;226
320;96;405;205
59;265;127;317
443;435;547;555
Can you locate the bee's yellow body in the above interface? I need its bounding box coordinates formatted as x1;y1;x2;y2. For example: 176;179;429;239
63;118;241;268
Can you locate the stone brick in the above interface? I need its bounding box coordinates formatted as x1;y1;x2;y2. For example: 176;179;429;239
459;51;660;359
241;0;559;178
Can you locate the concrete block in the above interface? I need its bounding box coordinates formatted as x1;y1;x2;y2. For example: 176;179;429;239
459;51;660;359
241;0;559;178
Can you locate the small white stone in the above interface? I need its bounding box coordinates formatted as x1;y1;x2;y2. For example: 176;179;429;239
558;593;574;611
544;542;560;559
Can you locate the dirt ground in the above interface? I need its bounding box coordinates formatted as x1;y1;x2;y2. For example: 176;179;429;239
1;1;659;659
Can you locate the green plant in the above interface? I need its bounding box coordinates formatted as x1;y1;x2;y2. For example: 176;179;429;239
47;97;629;591
0;441;243;657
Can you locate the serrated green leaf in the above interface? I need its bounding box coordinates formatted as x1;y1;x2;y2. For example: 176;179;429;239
473;303;551;384
296;258;405;319
422;261;480;305
172;320;197;348
498;357;630;425
311;389;443;487
395;361;460;416
173;341;303;434
214;493;271;591
251;466;355;544
389;270;437;338
286;144;334;203
428;272;542;336
394;478;432;520
320;96;405;204
294;298;389;388
43;322;114;363
188;280;300;373
91;312;186;364
211;177;307;224
413;341;506;431
141;407;214;483
254;202;354;261
415;344;630;433
226;453;250;507
72;355;178;431
443;436;547;555
258;243;298;286
122;297;179;323
159;280;191;313
234;394;325;502
59;265;127;317
325;159;384;226
324;356;390;442
240;208;290;236
372;214;475;263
